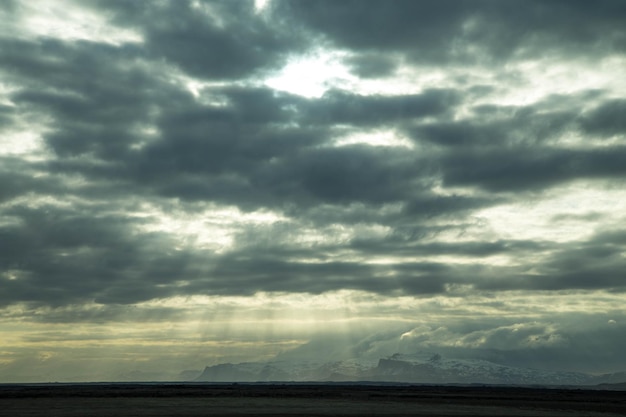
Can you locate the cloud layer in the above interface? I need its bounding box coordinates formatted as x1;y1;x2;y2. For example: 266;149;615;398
1;0;625;381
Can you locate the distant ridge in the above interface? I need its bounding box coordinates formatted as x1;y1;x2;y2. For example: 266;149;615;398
595;382;626;391
194;353;626;387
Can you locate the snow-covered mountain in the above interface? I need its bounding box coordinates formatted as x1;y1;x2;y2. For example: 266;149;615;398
196;358;376;383
365;353;591;385
194;352;615;386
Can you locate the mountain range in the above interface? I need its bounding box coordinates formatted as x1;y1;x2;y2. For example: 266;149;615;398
193;352;626;387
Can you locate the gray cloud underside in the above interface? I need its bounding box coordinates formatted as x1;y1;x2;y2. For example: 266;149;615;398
1;0;625;308
281;0;626;62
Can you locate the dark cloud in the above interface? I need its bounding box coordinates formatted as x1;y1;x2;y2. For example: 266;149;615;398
278;0;474;59
302;89;459;126
201;249;457;296
402;193;498;219
67;85;446;209
580;99;626;136
265;145;423;205
472;229;626;292
280;0;626;61
1;39;171;161
409;105;575;148
531;230;626;291
0;204;150;306
441;146;626;192
0;103;15;126
0;158;55;203
94;0;305;80
351;238;545;260
344;54;398;78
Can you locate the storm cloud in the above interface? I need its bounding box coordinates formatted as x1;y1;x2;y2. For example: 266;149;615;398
1;0;625;382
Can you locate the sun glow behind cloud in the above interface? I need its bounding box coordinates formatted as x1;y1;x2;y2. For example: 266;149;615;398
265;50;354;98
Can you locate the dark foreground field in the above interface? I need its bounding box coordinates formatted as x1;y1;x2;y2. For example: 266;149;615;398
1;383;625;416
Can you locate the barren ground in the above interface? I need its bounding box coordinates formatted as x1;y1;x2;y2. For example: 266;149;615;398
1;383;625;416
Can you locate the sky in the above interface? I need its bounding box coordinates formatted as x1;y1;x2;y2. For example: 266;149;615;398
1;0;626;382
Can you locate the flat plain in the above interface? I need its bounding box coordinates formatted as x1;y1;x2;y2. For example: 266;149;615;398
1;383;625;416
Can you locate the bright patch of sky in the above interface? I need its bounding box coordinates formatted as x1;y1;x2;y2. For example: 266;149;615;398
475;181;626;243
0;130;48;159
493;56;626;107
265;50;354;98
332;129;415;149
136;203;287;253
254;0;271;13
17;0;142;45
